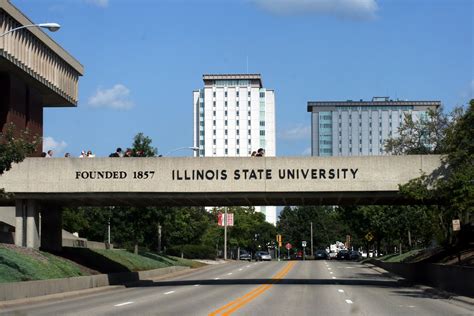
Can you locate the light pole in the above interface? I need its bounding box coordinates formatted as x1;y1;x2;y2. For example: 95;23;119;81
0;23;61;37
162;146;199;156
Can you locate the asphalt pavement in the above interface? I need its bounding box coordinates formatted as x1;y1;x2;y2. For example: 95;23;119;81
0;260;472;315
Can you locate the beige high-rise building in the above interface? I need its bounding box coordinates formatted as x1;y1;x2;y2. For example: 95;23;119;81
193;74;277;225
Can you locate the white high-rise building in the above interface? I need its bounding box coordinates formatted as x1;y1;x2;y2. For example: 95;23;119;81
193;74;276;225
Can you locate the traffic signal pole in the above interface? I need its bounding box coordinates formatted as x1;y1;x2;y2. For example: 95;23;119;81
224;208;227;260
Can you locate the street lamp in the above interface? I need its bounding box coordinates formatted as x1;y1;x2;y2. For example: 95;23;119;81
162;146;199;157
0;23;61;37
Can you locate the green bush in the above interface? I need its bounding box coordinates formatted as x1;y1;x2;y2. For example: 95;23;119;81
167;244;216;260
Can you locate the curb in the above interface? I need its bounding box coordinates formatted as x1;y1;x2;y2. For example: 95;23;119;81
0;265;189;302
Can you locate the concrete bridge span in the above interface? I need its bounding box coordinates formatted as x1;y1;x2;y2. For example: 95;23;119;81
0;155;442;250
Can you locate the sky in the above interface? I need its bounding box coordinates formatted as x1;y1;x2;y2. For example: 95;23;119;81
12;0;474;157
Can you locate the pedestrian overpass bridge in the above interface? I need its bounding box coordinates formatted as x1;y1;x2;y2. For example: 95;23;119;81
0;155;442;250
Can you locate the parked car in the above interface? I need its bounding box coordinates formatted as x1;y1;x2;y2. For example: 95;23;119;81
328;250;338;259
255;251;272;261
239;251;252;261
336;249;350;260
349;251;361;261
315;249;329;260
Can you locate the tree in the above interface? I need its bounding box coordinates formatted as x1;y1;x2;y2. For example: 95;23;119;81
132;132;158;157
278;206;349;253
392;100;473;246
0;123;39;175
384;107;449;155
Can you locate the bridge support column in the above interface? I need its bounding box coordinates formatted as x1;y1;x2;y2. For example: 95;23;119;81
15;200;40;249
40;205;63;252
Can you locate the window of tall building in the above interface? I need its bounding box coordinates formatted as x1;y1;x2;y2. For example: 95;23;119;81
237;130;240;135
225;120;228;126
213;130;216;135
248;110;251;116
200;140;204;145
200;131;204;136
213;120;216;126
225;101;228;107
236;110;239;116
260;121;265;127
213;91;216;97
225;91;228;97
260;130;265;136
237;149;240;155
248;120;251;126
248;101;251;106
248;129;251;135
213;111;216;116
225;149;228;155
248;91;251;97
225;139;228;145
260;92;265;98
213;139;216;145
225;110;228;116
237;101;239;107
248;139;251;145
225;130;228;136
237;139;240;145
237;120;239;126
199;121;204;126
213;101;216;107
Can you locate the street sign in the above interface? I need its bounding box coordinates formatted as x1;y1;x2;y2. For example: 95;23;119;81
365;232;374;242
218;213;234;226
302;241;307;247
285;243;292;250
452;219;461;231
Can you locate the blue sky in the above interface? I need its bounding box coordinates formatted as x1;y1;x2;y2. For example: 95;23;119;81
13;0;473;157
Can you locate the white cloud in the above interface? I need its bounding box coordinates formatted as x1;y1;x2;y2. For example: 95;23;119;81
43;137;68;156
254;0;378;20
84;0;108;8
279;124;311;140
88;84;134;110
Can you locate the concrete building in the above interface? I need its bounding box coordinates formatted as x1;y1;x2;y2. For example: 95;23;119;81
193;74;277;225
307;97;440;156
0;0;83;155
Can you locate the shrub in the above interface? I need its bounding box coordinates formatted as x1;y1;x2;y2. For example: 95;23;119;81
167;244;216;260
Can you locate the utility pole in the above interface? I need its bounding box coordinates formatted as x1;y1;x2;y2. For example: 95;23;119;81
107;217;111;245
310;222;314;257
157;223;162;253
224;208;228;260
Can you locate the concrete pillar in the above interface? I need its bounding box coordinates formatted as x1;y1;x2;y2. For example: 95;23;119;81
40;205;63;252
15;200;40;249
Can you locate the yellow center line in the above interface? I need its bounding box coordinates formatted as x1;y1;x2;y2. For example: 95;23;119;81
208;261;297;316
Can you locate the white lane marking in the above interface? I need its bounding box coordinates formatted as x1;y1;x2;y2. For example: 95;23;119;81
164;291;175;295
194;284;200;287
345;300;353;304
239;268;243;271
114;302;133;307
246;265;251;268
332;277;336;279
227;273;233;275
330;272;334;274
338;289;344;293
214;277;220;280
328;268;332;270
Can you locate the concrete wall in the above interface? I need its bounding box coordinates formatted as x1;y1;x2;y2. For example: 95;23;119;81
0;155;442;206
0;266;188;301
370;260;474;297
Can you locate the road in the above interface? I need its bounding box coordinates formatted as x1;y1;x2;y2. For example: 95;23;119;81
0;260;472;315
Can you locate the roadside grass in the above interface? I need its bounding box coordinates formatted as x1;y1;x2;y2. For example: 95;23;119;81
0;246;85;283
0;245;208;283
89;249;207;272
377;249;425;263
